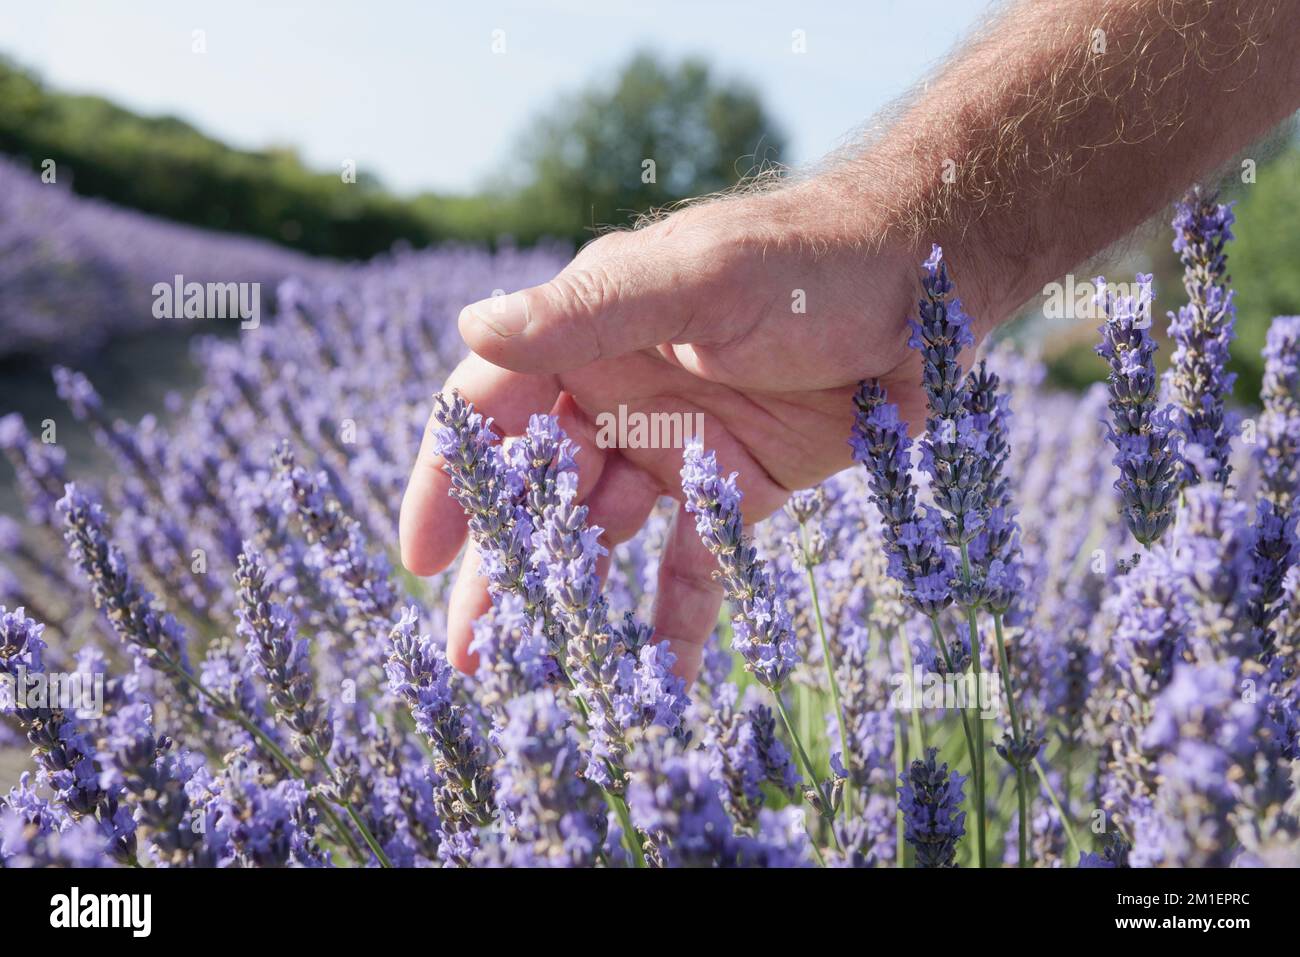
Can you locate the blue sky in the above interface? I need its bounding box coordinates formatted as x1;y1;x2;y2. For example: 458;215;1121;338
4;1;994;195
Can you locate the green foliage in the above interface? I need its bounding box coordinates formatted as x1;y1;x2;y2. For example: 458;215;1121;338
1;52;786;257
1045;138;1300;404
0;57;438;258
506;51;787;243
1225;147;1300;402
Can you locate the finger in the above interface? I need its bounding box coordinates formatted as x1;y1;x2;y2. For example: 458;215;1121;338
650;502;724;684
447;497;619;677
550;392;610;504
399;354;557;576
582;451;662;547
457;228;719;375
616;411;791;525
446;543;494;674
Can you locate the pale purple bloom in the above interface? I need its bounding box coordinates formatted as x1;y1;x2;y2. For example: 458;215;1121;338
1166;189;1238;485
681;441;800;687
386;606;495;861
491;689;604;867
850;382;955;616
1096;274;1181;545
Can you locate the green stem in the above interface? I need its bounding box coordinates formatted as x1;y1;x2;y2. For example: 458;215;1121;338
926;615;981;866
1033;757;1082;862
800;530;851;818
1063;740;1074;817
808;834;829;868
894;625;928;758
892;701;907;867
314;749;395;868
608;790;647;868
957;545;988;869
773;694;842;854
992;613;1029;868
1017;769;1029;867
152;646;376;865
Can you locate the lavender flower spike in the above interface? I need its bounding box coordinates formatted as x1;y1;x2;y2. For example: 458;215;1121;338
1166;189;1238;485
1250;317;1300;659
898;747;967;868
960;360;1024;613
1096;274;1181;546
911;245;985;547
428;392;528;600
681;441;800;688
850;382;954;616
0;605;136;864
235;546;335;760
386;606;495;863
1257;316;1300;512
57;484;191;671
534;470;687;788
492;689;604;867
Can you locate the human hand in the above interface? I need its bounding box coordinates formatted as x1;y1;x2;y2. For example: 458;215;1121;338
399;181;1003;682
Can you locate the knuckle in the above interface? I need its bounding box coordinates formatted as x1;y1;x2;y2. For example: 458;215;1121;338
548;264;619;321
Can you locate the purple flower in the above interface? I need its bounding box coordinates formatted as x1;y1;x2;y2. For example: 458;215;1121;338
274;444;398;631
960;361;1025;613
491;689;604;867
1250;316;1300;659
626;732;807;867
429;392;532;601
1095;274;1181;545
0;803;118;868
1166;483;1259;661
910;246;985;547
468;593;559;711
850;382;955;616
1257;317;1300;509
99;702;209;866
56;485;197;729
705;684;797;830
386;606;495;860
536;471;686;786
0;413;69;526
0;605;137;864
235;546;335;759
187;756;327;867
1166;189;1238;485
898;747;966;868
681;441;800;688
1247;500;1299;663
1132;661;1273;867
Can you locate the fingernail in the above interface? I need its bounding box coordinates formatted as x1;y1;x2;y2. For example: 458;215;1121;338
464;291;529;337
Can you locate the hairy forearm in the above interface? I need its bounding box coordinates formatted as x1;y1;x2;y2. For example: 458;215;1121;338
804;0;1300;333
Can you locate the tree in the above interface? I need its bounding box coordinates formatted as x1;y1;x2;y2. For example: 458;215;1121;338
507;51;787;243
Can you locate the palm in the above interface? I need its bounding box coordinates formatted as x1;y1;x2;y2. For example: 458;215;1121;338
401;198;947;678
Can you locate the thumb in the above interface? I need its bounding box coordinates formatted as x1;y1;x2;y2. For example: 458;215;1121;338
457;229;712;374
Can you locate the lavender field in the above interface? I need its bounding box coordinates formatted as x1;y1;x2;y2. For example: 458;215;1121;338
1;159;1297;868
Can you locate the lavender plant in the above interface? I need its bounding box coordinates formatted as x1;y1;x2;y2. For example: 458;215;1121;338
1095;274;1181;547
2;163;1297;869
1166;189;1238;486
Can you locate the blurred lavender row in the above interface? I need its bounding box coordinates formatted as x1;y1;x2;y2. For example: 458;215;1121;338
0;156;337;358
